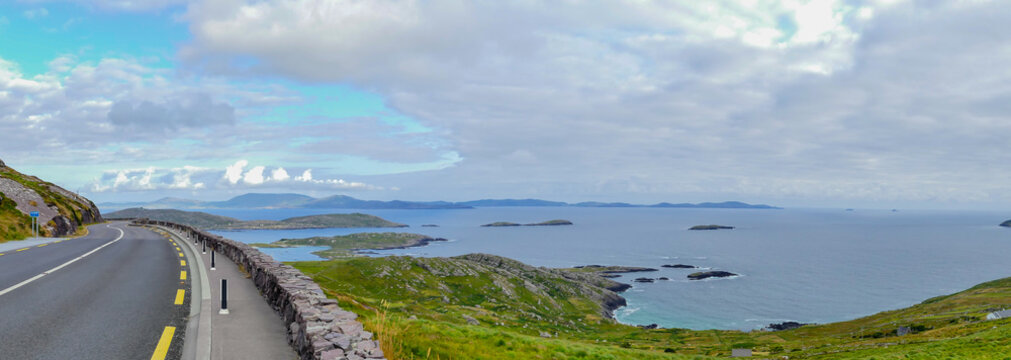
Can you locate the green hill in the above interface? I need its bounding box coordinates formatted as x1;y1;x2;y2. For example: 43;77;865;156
105;208;405;230
0;159;102;241
292;254;1011;359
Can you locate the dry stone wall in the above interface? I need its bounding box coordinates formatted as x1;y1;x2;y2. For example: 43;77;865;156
136;219;386;360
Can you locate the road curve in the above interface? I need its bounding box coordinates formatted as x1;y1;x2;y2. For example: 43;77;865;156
0;221;189;360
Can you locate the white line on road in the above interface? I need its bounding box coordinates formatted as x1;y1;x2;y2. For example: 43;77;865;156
0;225;125;298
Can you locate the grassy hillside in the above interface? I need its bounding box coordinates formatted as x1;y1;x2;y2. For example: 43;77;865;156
293;254;1011;359
105;208;405;230
105;208;242;229
0;162;102;241
255;232;441;258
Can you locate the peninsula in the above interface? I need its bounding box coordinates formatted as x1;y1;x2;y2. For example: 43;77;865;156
253;232;446;258
104;208;405;230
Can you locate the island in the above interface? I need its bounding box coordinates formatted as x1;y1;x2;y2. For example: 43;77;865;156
1001;220;1011;227
421;224;440;227
252;232;445;259
688;224;734;230
661;264;696;269
687;271;738;280
633;277;655;283
105;208;406;230
482;219;574;227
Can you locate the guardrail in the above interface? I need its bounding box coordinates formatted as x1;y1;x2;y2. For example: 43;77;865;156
132;218;386;360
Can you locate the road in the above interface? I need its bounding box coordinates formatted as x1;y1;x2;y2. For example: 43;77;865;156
0;222;190;360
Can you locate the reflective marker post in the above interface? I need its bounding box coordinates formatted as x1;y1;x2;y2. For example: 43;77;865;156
219;279;229;315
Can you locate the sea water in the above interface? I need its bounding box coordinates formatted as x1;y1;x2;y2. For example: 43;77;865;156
203;207;1011;331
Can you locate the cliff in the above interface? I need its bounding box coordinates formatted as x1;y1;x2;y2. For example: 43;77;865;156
0;159;103;240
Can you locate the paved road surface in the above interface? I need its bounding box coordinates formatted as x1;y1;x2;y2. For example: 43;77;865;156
0;222;189;360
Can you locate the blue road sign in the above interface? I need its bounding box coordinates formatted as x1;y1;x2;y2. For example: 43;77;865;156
30;211;39;217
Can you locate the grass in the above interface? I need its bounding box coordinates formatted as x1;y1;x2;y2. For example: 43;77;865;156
291;254;1011;359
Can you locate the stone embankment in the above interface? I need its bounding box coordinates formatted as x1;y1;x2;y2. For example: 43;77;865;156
135;219;385;360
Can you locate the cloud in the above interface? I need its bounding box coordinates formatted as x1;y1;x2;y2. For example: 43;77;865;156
23;8;49;19
92;160;382;192
106;92;235;130
174;0;1011;206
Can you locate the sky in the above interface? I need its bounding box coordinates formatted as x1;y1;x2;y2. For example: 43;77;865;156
1;0;1010;210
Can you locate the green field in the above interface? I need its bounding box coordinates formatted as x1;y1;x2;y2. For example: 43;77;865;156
292;254;1011;359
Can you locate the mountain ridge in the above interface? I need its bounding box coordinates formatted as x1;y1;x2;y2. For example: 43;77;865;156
99;193;780;210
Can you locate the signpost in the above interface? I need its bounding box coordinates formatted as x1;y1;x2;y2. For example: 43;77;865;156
30;211;39;240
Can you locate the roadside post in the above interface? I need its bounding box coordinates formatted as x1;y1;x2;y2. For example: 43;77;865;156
30;211;39;239
219;279;229;315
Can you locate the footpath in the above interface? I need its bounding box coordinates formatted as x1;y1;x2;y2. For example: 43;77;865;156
164;226;297;360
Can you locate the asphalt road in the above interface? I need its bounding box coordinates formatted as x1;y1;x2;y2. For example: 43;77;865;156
0;222;189;360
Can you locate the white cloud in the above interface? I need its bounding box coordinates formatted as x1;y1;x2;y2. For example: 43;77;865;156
91;161;383;192
23;8;49;19
224;160;247;184
242;165;265;185
270;167;290;182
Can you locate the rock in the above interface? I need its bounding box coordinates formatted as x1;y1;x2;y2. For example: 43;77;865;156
1001;220;1011;227
689;224;734;230
540;331;553;338
633;277;655;283
658;277;669;281
462;314;480;325
687;271;738;280
421;224;439;227
320;349;345;360
638;323;659;329
661;264;696;269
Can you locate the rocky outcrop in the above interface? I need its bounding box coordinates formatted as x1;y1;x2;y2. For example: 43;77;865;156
0;163;103;238
138;219;385;360
687;271;738;280
661;264;696;269
689;224;734;230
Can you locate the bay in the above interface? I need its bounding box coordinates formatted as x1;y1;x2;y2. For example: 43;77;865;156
204;207;1011;331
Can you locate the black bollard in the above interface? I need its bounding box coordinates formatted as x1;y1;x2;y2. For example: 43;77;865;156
219;279;229;315
211;250;216;270
202;239;206;254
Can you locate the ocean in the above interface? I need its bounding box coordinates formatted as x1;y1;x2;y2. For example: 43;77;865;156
202;207;1011;331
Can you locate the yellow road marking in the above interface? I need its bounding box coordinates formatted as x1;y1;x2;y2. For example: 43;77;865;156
151;326;176;360
174;289;185;305
178;252;184;257
175;247;180;251
180;271;187;280
16;248;29;252
0;253;4;256
37;244;48;247
180;260;186;266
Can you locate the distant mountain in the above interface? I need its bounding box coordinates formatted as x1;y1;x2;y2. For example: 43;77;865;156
98;193;779;211
206;193;315;208
304;195;471;209
104;207;405;230
650;201;780;209
456;199;567;207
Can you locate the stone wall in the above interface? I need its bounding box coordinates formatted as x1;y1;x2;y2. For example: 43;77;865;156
136;219;385;360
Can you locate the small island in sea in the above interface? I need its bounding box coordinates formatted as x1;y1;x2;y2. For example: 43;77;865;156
661;264;696;269
687;271;738;280
481;219;574;227
252;232;445;258
688;224;734;230
1000;220;1011;227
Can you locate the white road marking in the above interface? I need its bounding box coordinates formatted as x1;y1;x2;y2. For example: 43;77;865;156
0;225;125;297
